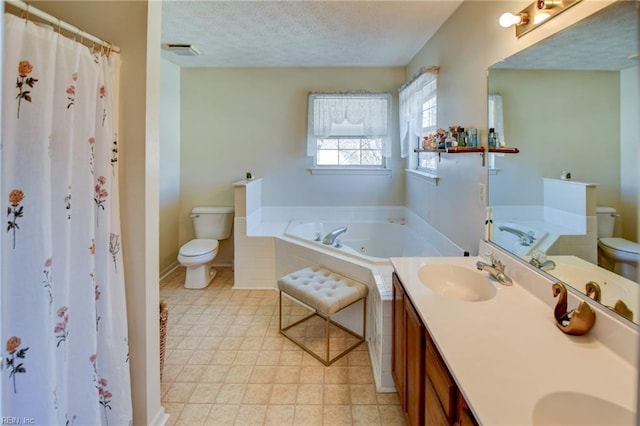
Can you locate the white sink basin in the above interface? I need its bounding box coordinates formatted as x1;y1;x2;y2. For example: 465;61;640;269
532;391;636;425
417;263;497;302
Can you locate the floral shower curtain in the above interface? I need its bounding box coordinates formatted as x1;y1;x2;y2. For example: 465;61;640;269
2;13;132;425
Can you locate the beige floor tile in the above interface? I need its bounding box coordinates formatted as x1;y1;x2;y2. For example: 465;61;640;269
233;350;259;366
347;366;374;384
349;384;378;405
250;366;278;384
164;382;197;403
204;404;239;426
188;349;215;365
255;351;281;366
264;405;295;425
163;403;184;426
323;384;351;405
188;383;223;404
351;405;381;425
175;365;208;383
235;404;267;425
161;267;403;426
201;365;230;383
296;384;323;405
211;350;236;365
242;383;273;404
299;366;325;384
324;366;349;384
293;405;323;426
177;403;212;425
377;404;406;425
269;384;298;404
274;366;300;384
215;383;246;404
323;405;353;425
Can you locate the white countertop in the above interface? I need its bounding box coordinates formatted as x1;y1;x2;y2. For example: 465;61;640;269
390;255;638;425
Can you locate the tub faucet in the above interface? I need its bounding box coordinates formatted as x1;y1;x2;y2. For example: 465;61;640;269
476;252;513;285
498;225;535;246
529;251;555;271
322;227;347;245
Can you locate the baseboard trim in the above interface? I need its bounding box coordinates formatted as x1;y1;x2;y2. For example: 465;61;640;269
149;406;170;426
159;263;180;281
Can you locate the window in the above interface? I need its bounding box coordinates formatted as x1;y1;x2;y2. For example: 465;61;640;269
398;67;438;173
307;92;392;170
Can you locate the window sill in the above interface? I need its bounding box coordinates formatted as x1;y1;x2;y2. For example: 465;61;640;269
405;169;440;186
308;167;392;176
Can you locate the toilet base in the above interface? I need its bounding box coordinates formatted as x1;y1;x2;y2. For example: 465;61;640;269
184;263;217;289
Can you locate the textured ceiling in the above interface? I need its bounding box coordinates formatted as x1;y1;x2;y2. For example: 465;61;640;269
492;0;639;71
160;0;463;67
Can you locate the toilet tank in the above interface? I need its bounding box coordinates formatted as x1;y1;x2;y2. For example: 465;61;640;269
191;207;235;239
596;206;617;238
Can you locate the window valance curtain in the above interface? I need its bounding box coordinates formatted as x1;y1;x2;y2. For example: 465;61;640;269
488;93;504;143
307;92;392;157
398;67;438;158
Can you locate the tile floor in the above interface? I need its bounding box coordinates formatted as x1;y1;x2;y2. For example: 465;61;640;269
160;267;405;425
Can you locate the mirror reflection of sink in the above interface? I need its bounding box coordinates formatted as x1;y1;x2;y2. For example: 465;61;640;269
417;264;497;302
532;391;636;425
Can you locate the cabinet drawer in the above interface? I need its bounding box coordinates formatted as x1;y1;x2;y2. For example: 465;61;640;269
426;334;456;422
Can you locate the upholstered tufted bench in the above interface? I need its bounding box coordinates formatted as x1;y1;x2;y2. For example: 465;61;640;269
278;266;368;366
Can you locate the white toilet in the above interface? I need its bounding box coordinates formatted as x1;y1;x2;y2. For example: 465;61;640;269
178;206;234;289
596;206;639;281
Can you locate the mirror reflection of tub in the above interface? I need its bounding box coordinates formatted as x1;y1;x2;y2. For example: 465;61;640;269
489;221;549;257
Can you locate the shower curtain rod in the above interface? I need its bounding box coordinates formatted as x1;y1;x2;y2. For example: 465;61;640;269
5;0;120;53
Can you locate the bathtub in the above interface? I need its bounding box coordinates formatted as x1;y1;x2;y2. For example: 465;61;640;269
284;219;441;265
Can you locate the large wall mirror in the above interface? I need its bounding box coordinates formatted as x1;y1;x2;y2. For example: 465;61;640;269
487;1;639;325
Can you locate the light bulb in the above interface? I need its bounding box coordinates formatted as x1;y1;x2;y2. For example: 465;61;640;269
499;12;528;28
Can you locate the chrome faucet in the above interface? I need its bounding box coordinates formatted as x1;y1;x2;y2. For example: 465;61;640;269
529;251;556;271
498;225;535;246
322;227;348;245
476;252;513;285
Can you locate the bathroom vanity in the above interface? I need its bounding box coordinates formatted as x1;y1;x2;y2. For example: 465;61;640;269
390;248;637;425
392;272;477;425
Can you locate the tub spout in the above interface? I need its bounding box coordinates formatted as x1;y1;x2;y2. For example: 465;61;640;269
322;227;348;245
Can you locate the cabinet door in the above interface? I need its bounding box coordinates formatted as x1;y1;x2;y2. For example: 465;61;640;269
391;273;406;408
425;377;450;426
456;391;479;426
405;296;425;426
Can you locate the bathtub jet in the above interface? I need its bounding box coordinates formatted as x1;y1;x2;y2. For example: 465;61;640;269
322;227;348;246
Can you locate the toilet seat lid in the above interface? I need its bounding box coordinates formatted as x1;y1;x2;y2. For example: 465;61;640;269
180;239;218;257
600;237;640;255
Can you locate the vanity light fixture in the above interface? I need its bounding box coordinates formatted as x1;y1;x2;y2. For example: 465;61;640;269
500;0;582;38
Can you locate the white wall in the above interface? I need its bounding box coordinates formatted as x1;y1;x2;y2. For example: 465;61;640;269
487;69;620;208
403;0;617;254
620;66;639;241
179;67;406;263
159;59;181;274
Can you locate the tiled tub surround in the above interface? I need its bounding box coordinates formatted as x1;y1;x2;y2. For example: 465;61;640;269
233;178;463;392
389;240;638;425
160;267;406;425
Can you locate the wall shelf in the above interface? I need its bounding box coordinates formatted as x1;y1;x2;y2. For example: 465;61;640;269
414;147;485;154
488;147;519;154
415;146;487;166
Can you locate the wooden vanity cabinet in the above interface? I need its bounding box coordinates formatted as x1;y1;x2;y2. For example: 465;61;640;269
392;272;478;426
392;273;425;426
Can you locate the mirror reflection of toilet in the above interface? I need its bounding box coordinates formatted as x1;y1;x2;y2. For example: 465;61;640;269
178;206;234;289
596;206;639;282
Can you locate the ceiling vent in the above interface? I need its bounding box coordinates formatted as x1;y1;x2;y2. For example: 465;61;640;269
161;43;201;56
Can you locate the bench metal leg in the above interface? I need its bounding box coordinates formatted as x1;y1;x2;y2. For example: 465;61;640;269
279;290;367;366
